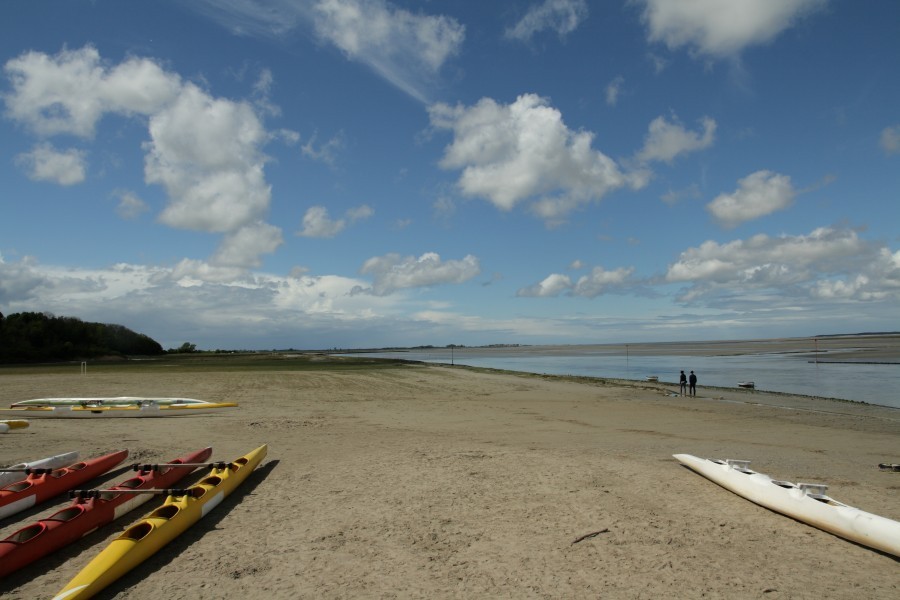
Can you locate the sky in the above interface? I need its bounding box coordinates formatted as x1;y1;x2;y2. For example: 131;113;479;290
1;0;898;351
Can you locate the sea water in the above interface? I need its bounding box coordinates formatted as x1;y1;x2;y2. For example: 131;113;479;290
355;349;900;409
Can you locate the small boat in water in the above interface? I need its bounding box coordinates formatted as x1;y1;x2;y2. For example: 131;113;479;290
646;376;659;382
737;381;755;389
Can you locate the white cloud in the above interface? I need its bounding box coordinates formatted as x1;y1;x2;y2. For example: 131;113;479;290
636;114;716;163
665;227;900;305
113;189;149;220
880;125;900;155
635;0;827;58
301;131;345;166
706;170;796;228
516;273;573;297
3;46;279;270
2;45;181;137
505;0;589;41
311;0;465;103
211;221;284;268
605;76;624;106
145;83;271;233
15;143;86;185
518;265;635;298
359;252;480;296
297;204;372;238
430;94;632;221
298;206;346;238
573;266;635;297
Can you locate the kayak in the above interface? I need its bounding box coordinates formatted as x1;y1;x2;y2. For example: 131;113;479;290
0;450;128;521
0;420;30;433
0;452;80;488
53;445;267;600
11;397;217;408
0;402;237;419
0;447;212;577
674;453;900;557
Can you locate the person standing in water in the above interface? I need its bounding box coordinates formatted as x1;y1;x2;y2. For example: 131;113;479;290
679;370;687;396
689;370;697;397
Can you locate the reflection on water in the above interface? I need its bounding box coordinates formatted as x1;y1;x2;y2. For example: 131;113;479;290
357;350;900;409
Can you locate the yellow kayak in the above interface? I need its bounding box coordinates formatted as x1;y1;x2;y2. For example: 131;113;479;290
53;445;267;600
0;419;29;432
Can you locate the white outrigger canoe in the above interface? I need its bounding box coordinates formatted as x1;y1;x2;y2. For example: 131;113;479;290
10;397;215;408
674;454;900;557
0;402;237;419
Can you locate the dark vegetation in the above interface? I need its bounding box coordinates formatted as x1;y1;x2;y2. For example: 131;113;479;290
0;311;164;363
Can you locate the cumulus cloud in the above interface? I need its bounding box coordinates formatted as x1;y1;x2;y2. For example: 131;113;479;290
706;170;796;228
517;265;636;298
15;143;86;185
359;252;480;296
665;227;900;305
635;0;827;58
636;114;716;164
505;0;589;41
881;125;900;155
430;94;636;222
298;205;373;238
3;46;280;270
211;221;284;268
517;273;573;297
145;83;271;233
573;266;636;297
2;45;181;137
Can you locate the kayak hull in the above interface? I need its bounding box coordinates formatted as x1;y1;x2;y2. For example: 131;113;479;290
0;447;213;577
0;403;237;419
11;397;215;408
0;451;129;520
674;453;900;557
0;452;80;488
53;445;267;600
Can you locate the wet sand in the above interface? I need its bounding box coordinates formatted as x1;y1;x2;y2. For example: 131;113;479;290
1;362;898;598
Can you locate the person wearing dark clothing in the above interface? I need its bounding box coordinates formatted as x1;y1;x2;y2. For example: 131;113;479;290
679;370;687;396
689;370;697;397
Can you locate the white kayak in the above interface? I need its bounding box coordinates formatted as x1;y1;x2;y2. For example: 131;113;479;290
0;402;237;419
11;397;215;408
0;451;80;487
674;454;900;557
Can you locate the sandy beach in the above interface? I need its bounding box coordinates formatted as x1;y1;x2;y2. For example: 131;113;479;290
1;360;898;599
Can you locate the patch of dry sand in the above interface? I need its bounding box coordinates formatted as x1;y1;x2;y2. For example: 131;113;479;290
1;365;898;598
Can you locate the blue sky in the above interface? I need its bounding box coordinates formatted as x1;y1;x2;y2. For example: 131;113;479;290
1;0;898;350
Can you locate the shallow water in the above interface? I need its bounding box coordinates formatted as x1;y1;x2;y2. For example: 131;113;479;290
356;349;900;409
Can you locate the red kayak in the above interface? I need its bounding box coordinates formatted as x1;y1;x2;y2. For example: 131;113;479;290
0;447;212;577
0;450;128;522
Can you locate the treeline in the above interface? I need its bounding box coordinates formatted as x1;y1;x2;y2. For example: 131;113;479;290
0;311;164;363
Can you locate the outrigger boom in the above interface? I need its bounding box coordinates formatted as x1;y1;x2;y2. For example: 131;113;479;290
131;462;229;471
70;488;193;499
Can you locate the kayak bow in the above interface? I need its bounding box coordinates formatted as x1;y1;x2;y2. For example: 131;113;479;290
53;444;267;600
0;452;80;488
0;451;128;521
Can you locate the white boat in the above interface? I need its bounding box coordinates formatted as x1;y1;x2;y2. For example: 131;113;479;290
0;451;80;487
674;453;900;557
10;397;214;408
737;382;755;389
645;376;659;382
0;402;237;419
